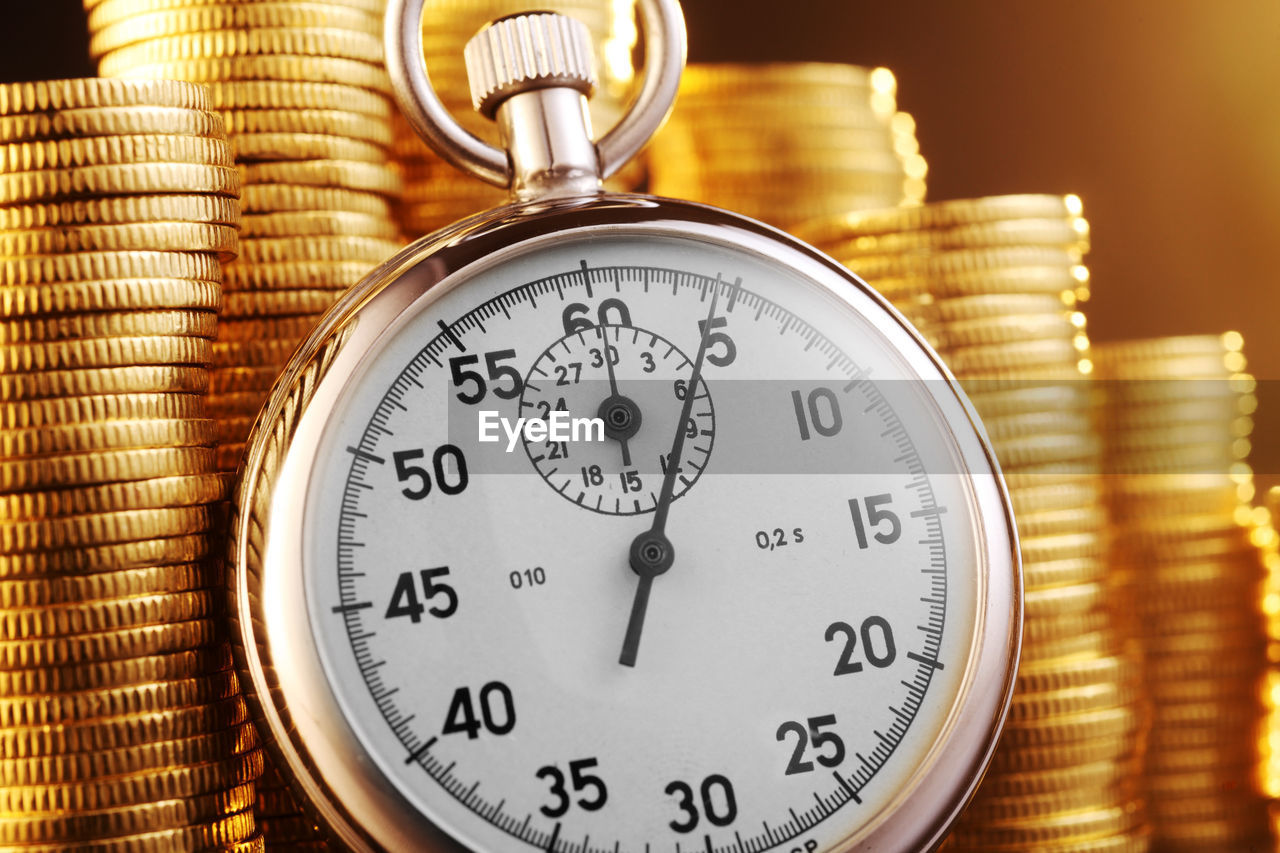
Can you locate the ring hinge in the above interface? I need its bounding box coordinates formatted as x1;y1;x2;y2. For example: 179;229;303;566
384;0;686;190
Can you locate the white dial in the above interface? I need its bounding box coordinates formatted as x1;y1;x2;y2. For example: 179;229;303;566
295;228;1002;852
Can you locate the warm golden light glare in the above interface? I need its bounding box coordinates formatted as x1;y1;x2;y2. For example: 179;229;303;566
1064;194;1083;216
1224;330;1246;352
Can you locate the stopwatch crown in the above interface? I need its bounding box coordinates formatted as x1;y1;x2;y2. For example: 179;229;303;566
464;11;598;121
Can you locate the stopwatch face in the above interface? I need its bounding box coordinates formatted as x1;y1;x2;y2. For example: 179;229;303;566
237;200;1018;853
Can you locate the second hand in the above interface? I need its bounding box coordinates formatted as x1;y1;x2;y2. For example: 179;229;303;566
619;283;721;667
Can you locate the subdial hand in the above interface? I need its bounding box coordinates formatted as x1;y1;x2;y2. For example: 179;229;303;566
595;325;641;467
619;285;721;667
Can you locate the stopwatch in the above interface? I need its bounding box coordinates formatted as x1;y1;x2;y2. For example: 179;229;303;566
227;2;1022;851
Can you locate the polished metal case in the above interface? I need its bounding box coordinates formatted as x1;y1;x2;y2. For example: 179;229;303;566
228;193;1022;853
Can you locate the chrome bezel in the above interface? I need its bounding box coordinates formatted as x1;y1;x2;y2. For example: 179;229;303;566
229;193;1022;853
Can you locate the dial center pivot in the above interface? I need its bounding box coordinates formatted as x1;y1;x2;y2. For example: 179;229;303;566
598;394;643;441
629;531;674;577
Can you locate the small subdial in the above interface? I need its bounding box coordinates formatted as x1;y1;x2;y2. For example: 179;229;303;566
520;324;714;515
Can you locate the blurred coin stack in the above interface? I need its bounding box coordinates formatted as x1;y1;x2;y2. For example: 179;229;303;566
1266;487;1280;838
85;0;404;474
0;78;263;851
393;0;640;236
1095;335;1273;851
646;63;926;231
795;195;1152;851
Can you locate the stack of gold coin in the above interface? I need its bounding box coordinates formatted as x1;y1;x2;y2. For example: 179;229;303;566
795;194;1151;851
0;77;263;851
646;63;926;231
393;0;639;236
85;0;405;474
1095;335;1273;851
1264;486;1280;835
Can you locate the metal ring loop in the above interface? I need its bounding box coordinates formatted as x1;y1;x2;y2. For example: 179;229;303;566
385;0;686;189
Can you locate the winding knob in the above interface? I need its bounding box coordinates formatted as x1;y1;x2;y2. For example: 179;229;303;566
464;11;598;120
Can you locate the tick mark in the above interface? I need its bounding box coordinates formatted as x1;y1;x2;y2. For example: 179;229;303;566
910;506;948;518
437;320;465;351
404;736;437;764
545;821;562;852
908;651;945;670
346;446;385;464
330;601;372;615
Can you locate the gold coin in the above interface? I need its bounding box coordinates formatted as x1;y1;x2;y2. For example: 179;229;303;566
1022;608;1111;645
221;107;392;147
963;774;1141;823
221;835;266;853
99;27;384;66
209;366;283;394
239;182;392;216
927;312;1077;351
827;217;1088;258
0;134;232;171
231;132;385;164
0;105;226;143
0;249;220;284
1009;679;1140;723
0;721;257;785
215;417;253;446
0;279;221;314
1011;505;1105;540
1148;675;1260;704
999;706;1142;750
794;195;1077;242
221;260;377;292
0;162;240;203
950;803;1142;849
256;814;324;844
0;809;258;853
0;310;217;343
87;0;386;24
89;4;380;56
0;194;240;229
984;410;1096;443
0;562;216;608
240;210;397;240
0;694;245;757
944;337;1083;375
220;290;341;318
0;445;215;491
215;316;316;343
237;235;398;265
1016;653;1133;694
849;246;1081;280
0;336;212;372
1023;555;1106;589
1023;579;1108;619
0;79;208;115
0;535;211;580
0;474;227;522
1141;627;1266;658
954;361;1085;383
216;442;247;472
0;749;263;812
1018;530;1104;563
0;508;219;557
1146;741;1261;774
868;265;1082;301
0;416;216;456
200;80;390;117
1106;420;1241;454
0;669;239;726
206;391;266;420
213;339;295;370
109;55;392;95
1156;698;1266;729
0;392;204;429
1145;764;1259;799
1148;717;1263;751
926;292;1072;323
256;786;305;818
1148;650;1265;684
963;381;1092;420
0;365;207;402
1094;332;1239;364
240;160;401;196
1021;627;1121;662
992;433;1101;471
0;784;254;844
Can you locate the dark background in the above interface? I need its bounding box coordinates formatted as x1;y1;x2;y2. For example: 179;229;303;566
5;0;1279;482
